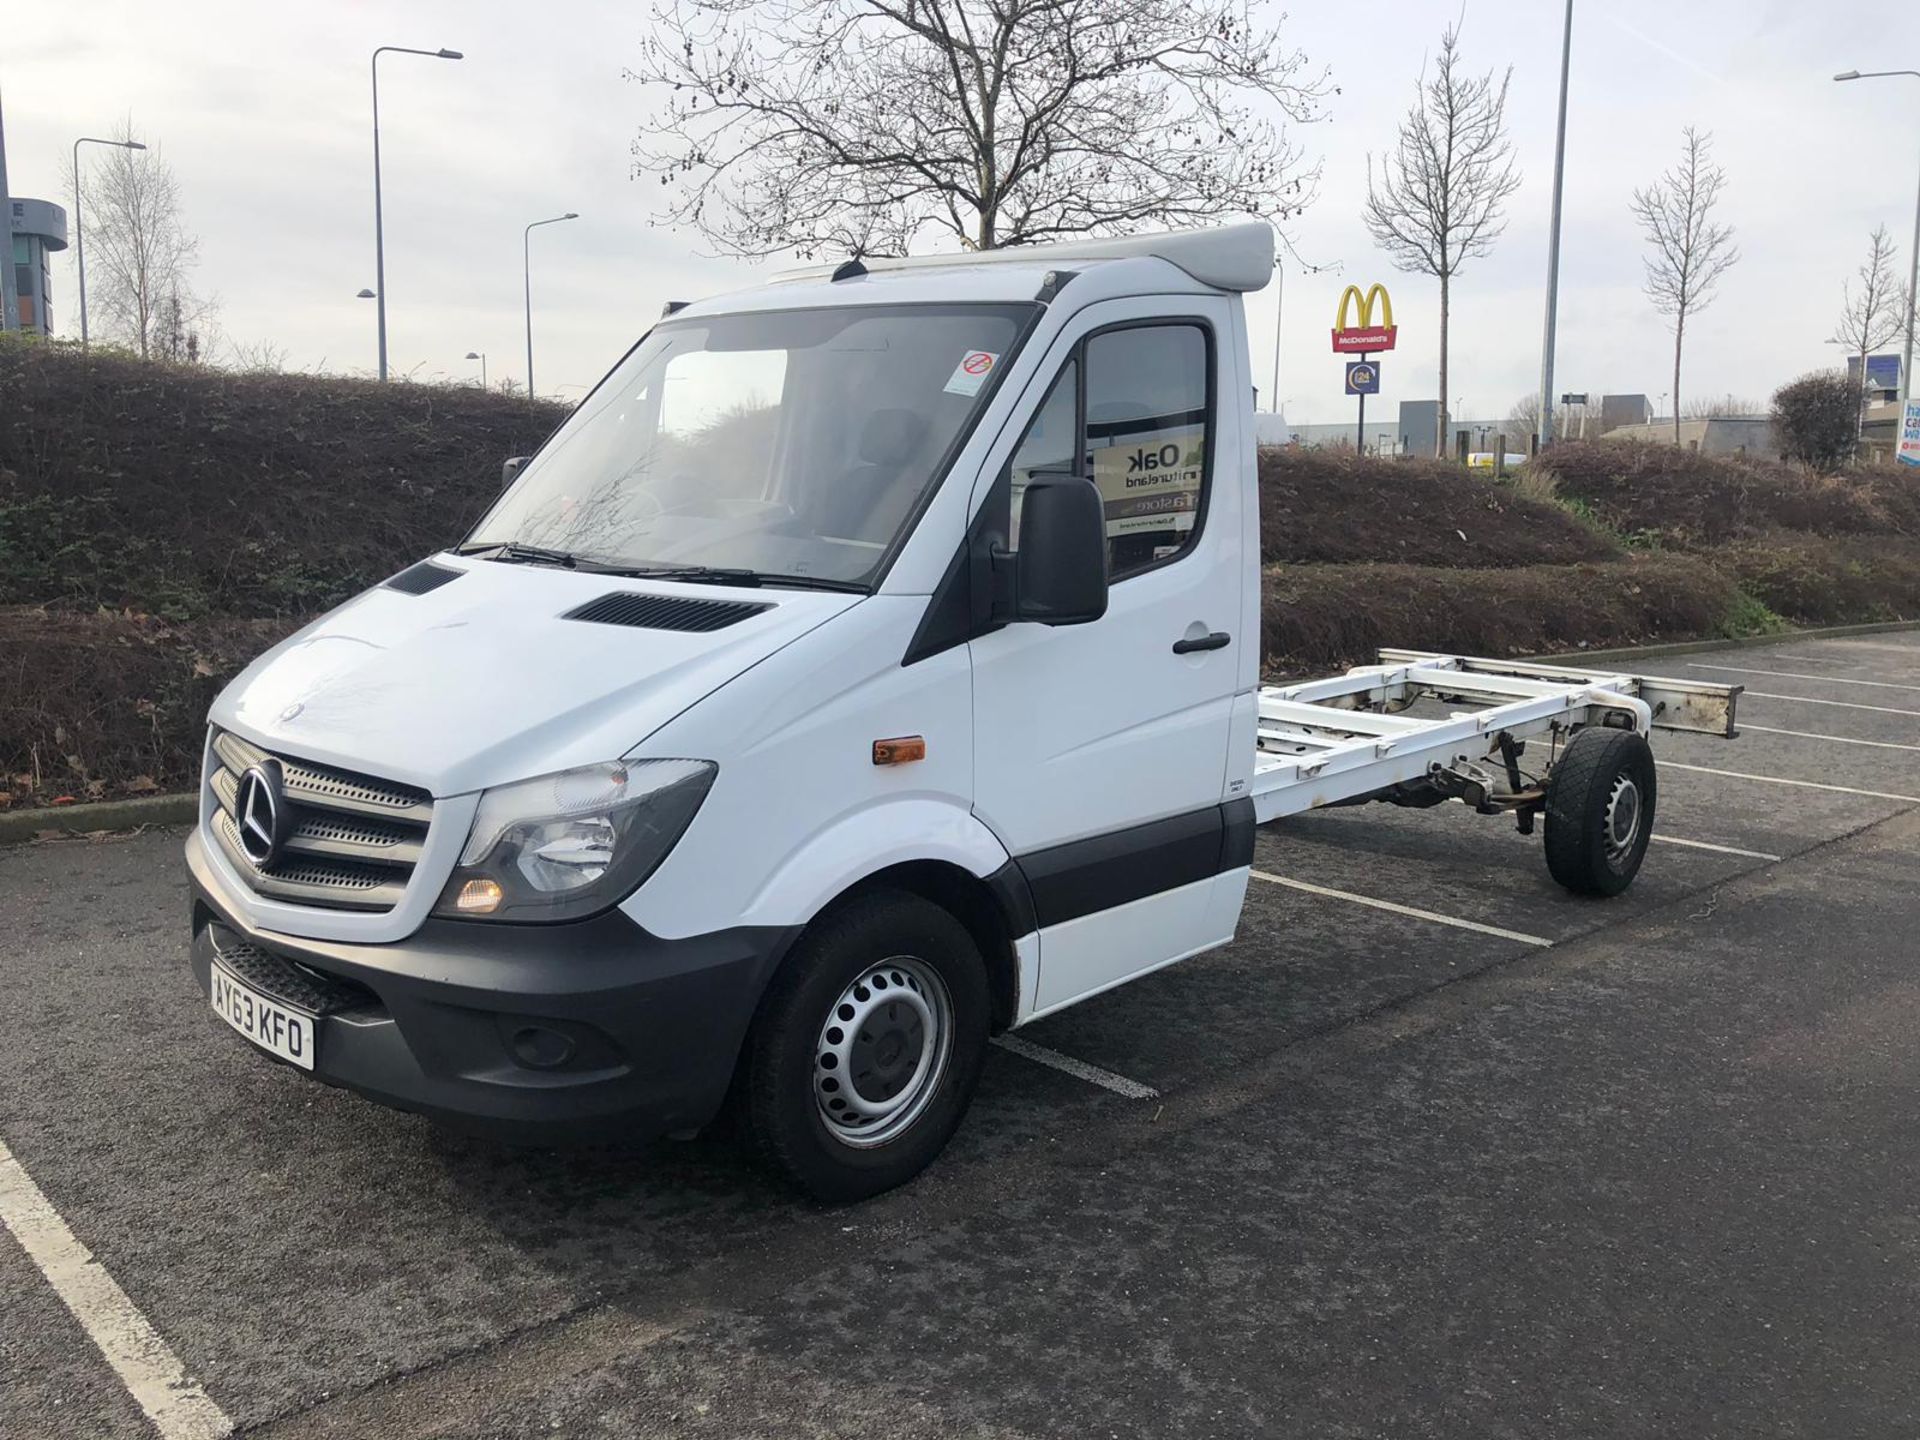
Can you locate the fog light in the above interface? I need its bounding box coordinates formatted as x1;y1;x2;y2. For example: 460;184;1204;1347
509;1025;576;1070
454;878;503;914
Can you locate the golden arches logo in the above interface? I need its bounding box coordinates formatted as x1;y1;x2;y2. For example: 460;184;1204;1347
1335;284;1393;332
1331;283;1397;353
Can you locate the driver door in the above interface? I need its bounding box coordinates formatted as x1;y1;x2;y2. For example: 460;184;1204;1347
969;296;1248;1015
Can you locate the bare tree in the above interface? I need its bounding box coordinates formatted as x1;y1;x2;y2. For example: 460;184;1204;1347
1630;127;1738;444
1679;392;1761;419
1362;24;1522;457
629;0;1330;258
223;336;290;373
1508;391;1589;442
65;121;210;359
1831;224;1911;436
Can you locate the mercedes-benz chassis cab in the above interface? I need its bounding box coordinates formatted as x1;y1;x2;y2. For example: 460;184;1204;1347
187;224;1740;1200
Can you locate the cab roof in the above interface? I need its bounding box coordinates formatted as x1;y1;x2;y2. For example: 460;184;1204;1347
673;222;1275;319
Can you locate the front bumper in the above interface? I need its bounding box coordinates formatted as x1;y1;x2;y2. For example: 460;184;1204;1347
185;826;796;1144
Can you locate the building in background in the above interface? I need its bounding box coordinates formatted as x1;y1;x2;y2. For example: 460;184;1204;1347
1603;416;1774;456
1846;353;1903;403
1252;411;1292;447
8;198;68;335
1598;394;1653;435
1397;400;1442;457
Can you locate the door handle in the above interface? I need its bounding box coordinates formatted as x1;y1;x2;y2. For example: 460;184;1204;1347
1172;631;1232;655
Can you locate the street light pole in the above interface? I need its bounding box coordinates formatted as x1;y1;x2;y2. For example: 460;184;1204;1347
524;212;578;400
465;350;487;389
1834;70;1920;448
0;82;18;333
372;44;462;382
72;135;148;347
1537;0;1575;451
1270;260;1284;409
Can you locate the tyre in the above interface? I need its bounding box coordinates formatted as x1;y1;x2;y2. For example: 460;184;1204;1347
1543;727;1658;897
744;889;989;1202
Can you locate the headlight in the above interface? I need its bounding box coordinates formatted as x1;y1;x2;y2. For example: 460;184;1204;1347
434;758;716;922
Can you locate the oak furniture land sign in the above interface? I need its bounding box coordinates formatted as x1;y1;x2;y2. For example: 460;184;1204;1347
1345;360;1381;396
1093;425;1205;541
1331;283;1397;353
1900;399;1920;468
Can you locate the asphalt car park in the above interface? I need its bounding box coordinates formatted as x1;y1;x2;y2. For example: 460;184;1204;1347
4;629;1920;1438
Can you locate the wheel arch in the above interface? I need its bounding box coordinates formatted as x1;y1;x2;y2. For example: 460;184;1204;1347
822;860;1030;1034
735;861;1032;1055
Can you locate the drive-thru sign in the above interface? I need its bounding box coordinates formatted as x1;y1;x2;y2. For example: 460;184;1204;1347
1334;283;1395;449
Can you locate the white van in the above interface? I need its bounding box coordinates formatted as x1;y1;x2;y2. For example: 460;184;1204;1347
187;225;1738;1199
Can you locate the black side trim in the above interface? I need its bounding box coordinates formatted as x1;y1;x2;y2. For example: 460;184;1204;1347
902;527;976;665
983;858;1039;940
1017;803;1237;930
1221;796;1255;869
384;560;463;596
564;592;774;633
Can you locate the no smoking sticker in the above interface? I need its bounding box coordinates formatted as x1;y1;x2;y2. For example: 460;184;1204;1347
943;350;999;396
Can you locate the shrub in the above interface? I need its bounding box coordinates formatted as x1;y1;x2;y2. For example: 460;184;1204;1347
1261;555;1743;675
1257;447;1616;568
0;340;571;619
0;606;301;808
1771;370;1858;472
1532;439;1898;546
1715;533;1920;626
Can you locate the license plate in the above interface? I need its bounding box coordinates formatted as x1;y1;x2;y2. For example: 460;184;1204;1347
210;962;317;1071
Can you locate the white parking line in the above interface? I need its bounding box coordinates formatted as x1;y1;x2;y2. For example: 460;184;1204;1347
991;1035;1161;1100
1649;835;1783;862
1690;663;1920;693
1741;691;1920;718
1661;762;1920;805
1739;723;1920;752
1813;639;1920;658
0;1139;231;1440
1248;870;1554;947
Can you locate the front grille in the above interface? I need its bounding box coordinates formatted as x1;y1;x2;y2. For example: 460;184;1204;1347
206;729;432;913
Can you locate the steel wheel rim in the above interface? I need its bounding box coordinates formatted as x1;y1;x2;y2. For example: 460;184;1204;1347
1603;773;1642;866
814;956;952;1150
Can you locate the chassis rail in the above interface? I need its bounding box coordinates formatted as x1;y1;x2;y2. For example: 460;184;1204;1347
1248;650;1740;824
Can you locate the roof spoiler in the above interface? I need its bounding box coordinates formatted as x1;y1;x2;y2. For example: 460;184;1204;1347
776;222;1276;294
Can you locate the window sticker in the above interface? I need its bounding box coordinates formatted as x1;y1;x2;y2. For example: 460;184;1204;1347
942;350;999;396
1092;426;1205;538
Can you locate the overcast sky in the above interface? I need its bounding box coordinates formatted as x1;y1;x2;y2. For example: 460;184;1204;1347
9;1;1919;426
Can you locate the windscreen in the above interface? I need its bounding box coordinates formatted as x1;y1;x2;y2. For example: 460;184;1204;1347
468;303;1034;588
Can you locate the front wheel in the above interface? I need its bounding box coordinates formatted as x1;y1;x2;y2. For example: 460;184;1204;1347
744;890;989;1202
1543;728;1657;897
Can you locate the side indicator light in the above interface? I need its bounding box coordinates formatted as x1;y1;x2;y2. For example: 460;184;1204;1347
872;736;927;766
455;878;504;914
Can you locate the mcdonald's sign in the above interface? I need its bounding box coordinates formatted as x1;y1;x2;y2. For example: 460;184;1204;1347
1332;283;1397;354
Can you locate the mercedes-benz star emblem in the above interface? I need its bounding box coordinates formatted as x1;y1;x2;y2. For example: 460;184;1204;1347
234;762;288;868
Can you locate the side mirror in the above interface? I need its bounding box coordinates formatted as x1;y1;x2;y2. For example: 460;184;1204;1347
501;455;531;490
1014;476;1108;626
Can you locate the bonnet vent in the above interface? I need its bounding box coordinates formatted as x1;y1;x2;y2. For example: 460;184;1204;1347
563;592;773;633
383;560;464;596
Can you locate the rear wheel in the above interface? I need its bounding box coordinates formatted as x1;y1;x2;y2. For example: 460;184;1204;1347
1543;728;1657;897
744;890;989;1202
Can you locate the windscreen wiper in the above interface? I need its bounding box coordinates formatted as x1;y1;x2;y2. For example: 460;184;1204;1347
454;541;583;569
635;566;869;594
